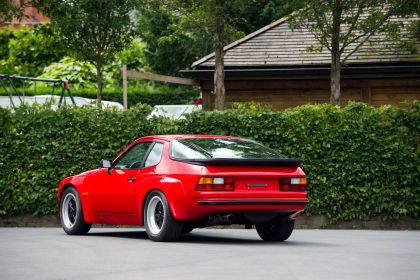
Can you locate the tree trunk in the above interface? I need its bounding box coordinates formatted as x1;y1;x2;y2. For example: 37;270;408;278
330;0;342;105
214;46;225;109
96;65;103;108
330;51;341;105
213;0;225;110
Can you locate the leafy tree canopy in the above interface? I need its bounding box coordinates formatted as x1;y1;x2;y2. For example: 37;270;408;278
138;0;304;75
42;0;138;106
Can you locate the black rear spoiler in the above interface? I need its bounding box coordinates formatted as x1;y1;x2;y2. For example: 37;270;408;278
177;158;303;167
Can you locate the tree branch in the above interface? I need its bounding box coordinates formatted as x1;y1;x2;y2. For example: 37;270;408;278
340;3;365;52
312;9;332;40
340;7;396;53
340;10;395;63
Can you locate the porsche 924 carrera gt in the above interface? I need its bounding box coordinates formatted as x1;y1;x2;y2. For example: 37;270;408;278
58;135;308;242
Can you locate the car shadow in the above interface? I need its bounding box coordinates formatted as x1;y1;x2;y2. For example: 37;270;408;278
87;229;338;247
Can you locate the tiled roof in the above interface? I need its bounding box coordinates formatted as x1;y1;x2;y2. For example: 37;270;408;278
193;15;420;68
1;2;49;28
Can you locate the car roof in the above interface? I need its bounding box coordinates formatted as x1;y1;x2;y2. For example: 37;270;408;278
135;134;244;142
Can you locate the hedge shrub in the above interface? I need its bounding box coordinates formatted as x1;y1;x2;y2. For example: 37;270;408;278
70;86;200;106
0;85;200;107
0;102;419;220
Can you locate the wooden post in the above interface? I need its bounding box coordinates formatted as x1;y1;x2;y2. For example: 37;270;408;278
121;67;197;110
126;70;197;86
122;65;128;110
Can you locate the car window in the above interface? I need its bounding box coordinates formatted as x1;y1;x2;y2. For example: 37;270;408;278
144;142;164;168
171;138;287;160
113;142;152;169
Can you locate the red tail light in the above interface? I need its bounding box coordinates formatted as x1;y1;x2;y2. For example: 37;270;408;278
280;177;306;192
196;177;235;191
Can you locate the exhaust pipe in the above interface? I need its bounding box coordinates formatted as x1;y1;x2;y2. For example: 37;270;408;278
220;214;235;223
207;214;236;225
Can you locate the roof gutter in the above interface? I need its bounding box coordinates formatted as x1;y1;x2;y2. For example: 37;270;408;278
180;64;420;79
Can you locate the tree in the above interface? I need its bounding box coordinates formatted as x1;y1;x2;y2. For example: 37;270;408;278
146;0;254;109
138;0;296;77
42;0;137;107
290;0;419;105
136;2;212;76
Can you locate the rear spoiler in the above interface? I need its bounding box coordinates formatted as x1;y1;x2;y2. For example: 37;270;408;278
177;158;303;167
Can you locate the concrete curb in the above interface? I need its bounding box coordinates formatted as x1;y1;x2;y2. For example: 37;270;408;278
0;214;419;230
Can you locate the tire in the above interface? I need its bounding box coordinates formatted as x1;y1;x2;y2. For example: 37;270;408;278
144;190;183;242
60;187;91;235
256;219;294;242
182;223;195;234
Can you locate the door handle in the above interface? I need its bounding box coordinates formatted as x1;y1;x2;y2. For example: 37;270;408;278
127;177;136;182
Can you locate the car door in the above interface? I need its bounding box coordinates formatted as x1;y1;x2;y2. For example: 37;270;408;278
93;142;153;214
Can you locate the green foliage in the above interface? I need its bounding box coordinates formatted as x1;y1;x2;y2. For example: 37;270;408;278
43;0;139;104
234;0;304;34
138;0;296;75
0;25;66;76
66;84;200;107
137;4;212;75
289;0;419;64
0;29;15;59
0;103;174;215
0;102;418;219
180;102;420;220
117;38;148;71
37;57;112;90
0;82;200;107
44;0;137;68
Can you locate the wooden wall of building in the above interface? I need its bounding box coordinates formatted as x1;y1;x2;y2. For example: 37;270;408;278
200;75;420;110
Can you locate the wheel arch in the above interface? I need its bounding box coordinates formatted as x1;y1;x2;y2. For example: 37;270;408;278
58;179;94;223
141;188;159;224
138;176;193;225
59;183;76;200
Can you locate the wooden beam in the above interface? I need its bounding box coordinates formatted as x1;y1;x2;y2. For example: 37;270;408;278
126;70;198;86
121;65;128;110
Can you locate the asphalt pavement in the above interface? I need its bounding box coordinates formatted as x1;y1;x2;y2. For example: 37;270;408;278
0;227;419;280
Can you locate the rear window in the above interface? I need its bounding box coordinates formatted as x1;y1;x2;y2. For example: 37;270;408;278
170;138;286;160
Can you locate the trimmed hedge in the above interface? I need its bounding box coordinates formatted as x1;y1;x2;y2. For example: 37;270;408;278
71;87;200;107
0;86;200;107
0;102;419;220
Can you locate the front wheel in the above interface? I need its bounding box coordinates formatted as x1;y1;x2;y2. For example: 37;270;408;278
60;187;91;235
144;190;183;242
256;219;294;242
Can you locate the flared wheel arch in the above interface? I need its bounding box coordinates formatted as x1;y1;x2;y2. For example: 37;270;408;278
59;184;93;223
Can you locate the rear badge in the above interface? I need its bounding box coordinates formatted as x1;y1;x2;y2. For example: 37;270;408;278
247;184;268;187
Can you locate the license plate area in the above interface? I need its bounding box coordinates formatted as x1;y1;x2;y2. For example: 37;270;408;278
235;177;278;191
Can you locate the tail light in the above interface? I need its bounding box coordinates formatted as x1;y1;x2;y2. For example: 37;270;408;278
280;177;306;192
196;177;235;191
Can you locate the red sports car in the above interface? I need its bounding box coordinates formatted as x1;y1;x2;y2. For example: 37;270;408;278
58;135;308;242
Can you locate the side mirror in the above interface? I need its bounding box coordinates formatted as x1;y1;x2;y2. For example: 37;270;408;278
100;159;112;175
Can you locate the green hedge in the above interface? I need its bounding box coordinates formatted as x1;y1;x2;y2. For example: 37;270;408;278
72;86;200;107
0;85;200;107
0;102;419;220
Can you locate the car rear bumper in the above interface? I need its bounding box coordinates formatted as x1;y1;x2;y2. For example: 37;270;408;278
197;200;308;206
182;197;308;221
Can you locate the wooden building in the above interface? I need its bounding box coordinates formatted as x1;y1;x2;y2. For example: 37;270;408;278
181;16;420;110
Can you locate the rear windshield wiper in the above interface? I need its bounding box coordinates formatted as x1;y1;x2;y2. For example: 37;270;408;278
178;140;213;158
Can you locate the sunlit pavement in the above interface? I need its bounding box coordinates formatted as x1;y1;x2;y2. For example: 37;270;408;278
0;228;419;280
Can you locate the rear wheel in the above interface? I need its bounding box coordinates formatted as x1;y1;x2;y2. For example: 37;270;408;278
60;187;91;235
182;223;195;234
256;219;294;242
144;190;183;242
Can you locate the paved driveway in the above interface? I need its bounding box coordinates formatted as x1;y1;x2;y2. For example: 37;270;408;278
0;228;419;280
